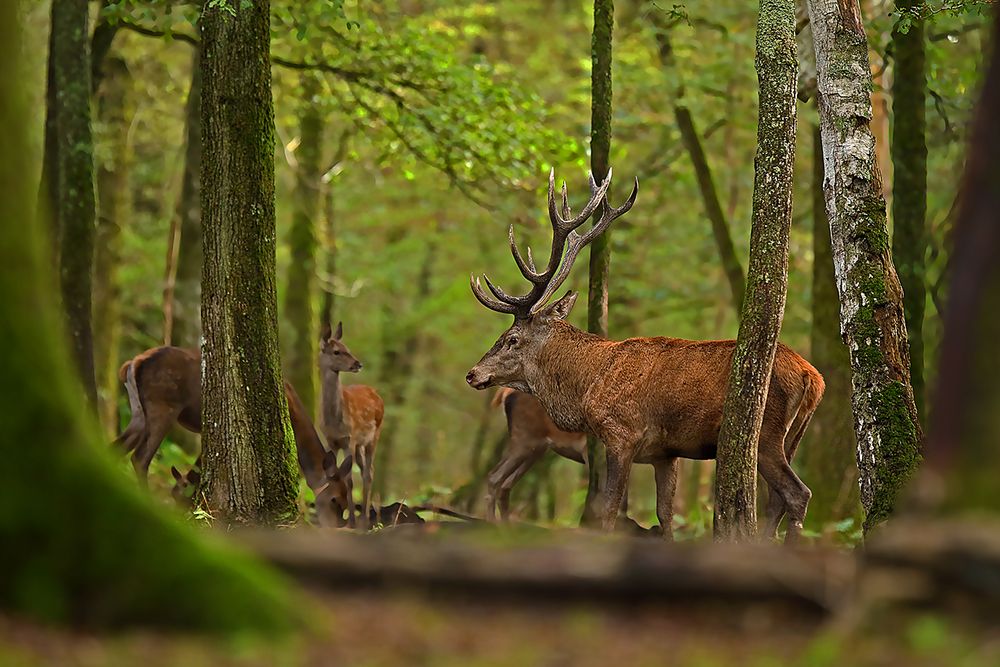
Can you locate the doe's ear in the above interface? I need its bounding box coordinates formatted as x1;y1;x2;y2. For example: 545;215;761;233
537;291;578;322
187;470;201;486
322;450;338;477
334;321;344;340
319;321;332;343
338;452;354;480
171;466;183;482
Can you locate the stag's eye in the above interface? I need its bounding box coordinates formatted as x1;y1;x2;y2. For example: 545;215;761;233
506;336;519;348
333;350;341;355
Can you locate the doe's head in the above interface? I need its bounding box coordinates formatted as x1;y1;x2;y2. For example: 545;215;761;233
465;167;637;392
315;450;354;528
319;321;363;374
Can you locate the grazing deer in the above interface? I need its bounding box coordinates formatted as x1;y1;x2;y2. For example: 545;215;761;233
465;169;824;541
486;388;586;521
319;321;385;531
115;348;354;527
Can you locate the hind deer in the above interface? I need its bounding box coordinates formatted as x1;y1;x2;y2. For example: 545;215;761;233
318;321;385;531
465;168;824;541
115;347;354;527
486;388;586;521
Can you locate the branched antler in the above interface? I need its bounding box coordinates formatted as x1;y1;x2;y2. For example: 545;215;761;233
471;168;638;318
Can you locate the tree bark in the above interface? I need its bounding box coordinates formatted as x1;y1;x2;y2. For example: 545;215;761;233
890;0;928;419
583;0;614;526
200;0;298;525
807;0;923;533
798;123;860;526
713;0;797;542
650;25;746;314
39;7;59;261
92;56;133;437
924;11;1000;513
52;0;99;407
0;0;298;632
283;72;324;416
170;51;203;350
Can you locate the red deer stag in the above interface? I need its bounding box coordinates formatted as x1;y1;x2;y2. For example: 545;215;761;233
465;169;824;541
486;388;586;521
319;321;385;531
114;347;354;527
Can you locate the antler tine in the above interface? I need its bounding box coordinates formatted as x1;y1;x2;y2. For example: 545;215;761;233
470;274;519;315
508;225;545;284
483;273;535;307
529;175;639;314
547;168;613;233
560;181;571;219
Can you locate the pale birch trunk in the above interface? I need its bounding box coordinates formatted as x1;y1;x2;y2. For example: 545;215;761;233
806;0;922;533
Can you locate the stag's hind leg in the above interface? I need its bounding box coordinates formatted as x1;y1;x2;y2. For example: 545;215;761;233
653;458;679;540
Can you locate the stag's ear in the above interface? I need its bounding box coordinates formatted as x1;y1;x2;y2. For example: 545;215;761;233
319;321;332;343
338;453;354;480
334;321;343;340
537;291;578;322
322;450;338;477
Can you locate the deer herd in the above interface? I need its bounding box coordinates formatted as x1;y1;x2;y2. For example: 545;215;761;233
114;166;825;542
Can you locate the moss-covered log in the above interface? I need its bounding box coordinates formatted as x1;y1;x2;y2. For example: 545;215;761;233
890;0;928;419
200;0;299;524
713;0;798;542
806;0;922;533
92;56;133;437
582;0;614;526
0;0;299;632
798;124;860;527
51;0;98;407
283;72;324;416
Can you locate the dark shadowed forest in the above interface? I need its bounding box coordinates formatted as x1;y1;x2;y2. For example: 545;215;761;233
3;0;1000;663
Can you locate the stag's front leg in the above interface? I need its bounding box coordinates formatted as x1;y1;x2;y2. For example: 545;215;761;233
653;458;679;540
601;445;636;531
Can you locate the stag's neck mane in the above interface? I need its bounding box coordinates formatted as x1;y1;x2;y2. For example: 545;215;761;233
321;368;350;442
524;320;613;433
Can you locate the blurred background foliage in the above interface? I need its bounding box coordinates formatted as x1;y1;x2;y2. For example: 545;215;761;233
18;0;982;535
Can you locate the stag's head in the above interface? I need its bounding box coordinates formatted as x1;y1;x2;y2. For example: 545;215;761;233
466;168;637;392
315;450;354;528
319;321;363;374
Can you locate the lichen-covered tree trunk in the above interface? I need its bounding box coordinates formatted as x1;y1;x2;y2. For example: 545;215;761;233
0;0;297;632
924;11;1000;513
806;0;922;533
171;51;203;351
200;0;298;525
93;56;133;437
713;0;797;542
51;0;98;407
798;123;860;526
283;72;324;415
582;0;614;526
890;0;928;419
651;25;746;314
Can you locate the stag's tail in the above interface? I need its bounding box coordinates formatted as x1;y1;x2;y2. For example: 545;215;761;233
112;360;147;454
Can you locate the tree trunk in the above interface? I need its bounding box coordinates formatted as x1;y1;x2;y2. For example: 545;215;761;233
890;0;928;419
924;11;1000;513
283;72;324;415
583;0;614;526
39;7;59;261
713;0;797;542
650;25;746;314
0;0;298;632
51;0;99;408
170;51;203;350
199;0;298;525
806;0;923;533
798;124;860;527
92;56;133;437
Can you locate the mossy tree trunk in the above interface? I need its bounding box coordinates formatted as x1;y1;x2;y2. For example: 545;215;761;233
283;72;324;415
582;0;614;526
93;56;134;437
806;0;922;533
0;0;298;632
171;50;203;350
924;11;1000;513
798;124;860;526
890;0;928;419
200;0;298;524
713;0;797;542
51;0;98;408
651;24;746;315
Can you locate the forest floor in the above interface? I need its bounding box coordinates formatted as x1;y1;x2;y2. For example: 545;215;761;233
4;520;1000;666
